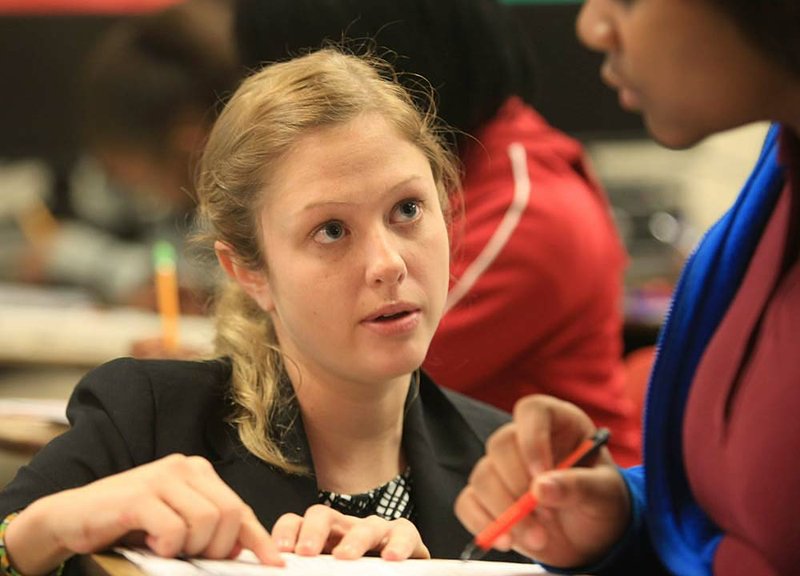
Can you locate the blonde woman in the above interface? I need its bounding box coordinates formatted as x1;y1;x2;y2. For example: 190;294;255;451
0;49;526;574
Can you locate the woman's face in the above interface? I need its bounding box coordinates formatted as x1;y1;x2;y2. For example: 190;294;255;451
252;113;450;388
576;0;799;148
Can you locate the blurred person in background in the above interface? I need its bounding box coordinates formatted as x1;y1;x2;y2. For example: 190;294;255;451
1;0;235;313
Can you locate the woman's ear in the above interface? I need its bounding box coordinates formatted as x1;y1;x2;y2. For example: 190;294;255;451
214;240;275;311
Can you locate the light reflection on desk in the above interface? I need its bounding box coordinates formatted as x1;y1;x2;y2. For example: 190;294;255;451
0;365;84;485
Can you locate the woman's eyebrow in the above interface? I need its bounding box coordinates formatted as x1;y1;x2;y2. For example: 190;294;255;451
298;176;426;214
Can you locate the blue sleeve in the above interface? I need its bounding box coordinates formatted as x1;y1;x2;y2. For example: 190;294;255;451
538;466;670;575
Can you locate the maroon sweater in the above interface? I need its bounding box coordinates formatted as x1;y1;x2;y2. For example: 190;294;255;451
684;138;800;575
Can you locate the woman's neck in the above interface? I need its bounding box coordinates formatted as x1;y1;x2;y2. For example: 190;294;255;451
288;367;412;494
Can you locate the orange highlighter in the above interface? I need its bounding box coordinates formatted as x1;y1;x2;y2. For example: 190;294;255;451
460;428;611;561
153;241;180;353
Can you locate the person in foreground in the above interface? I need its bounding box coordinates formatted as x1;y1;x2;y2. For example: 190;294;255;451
0;49;525;574
455;0;800;575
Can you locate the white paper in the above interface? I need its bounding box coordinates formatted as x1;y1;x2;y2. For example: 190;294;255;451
116;548;546;576
116;549;205;576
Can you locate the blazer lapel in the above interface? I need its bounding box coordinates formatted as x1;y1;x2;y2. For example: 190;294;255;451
402;374;485;558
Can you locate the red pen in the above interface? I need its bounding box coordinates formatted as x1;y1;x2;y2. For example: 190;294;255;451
460;428;611;561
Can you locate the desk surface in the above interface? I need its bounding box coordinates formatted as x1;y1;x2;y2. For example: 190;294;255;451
81;555;146;576
0;417;67;455
0;366;79;460
0;303;214;367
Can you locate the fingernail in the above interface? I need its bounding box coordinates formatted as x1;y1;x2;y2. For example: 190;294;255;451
269;553;286;567
277;538;293;551
298;540;317;555
334;544;356;559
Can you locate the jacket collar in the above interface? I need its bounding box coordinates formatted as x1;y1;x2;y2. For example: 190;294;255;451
206;369;517;560
402;372;481;557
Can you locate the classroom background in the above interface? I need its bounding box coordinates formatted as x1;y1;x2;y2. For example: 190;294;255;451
0;0;768;483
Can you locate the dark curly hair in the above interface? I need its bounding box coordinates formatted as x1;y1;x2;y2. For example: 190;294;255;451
234;0;537;140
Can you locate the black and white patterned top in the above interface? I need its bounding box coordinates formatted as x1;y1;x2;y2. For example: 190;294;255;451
318;468;414;521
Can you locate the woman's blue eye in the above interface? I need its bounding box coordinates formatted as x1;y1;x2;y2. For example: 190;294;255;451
394;200;421;222
314;221;346;244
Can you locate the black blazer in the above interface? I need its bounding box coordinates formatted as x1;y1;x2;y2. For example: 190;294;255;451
0;358;528;568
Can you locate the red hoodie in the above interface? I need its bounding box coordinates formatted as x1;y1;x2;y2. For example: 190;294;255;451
424;97;641;466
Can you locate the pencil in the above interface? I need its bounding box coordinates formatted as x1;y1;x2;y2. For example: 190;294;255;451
17;197;59;246
460;428;611;561
153;240;180;353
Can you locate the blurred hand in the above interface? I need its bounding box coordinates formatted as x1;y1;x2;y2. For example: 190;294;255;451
4;454;283;574
272;505;430;561
454;395;630;568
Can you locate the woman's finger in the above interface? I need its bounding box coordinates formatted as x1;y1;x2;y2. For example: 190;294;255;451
271;513;304;552
330;516;429;561
512;396;595;477
483;425;533;497
122;496;190;558
237;511;285;567
153;479;220;556
377;519;430;561
148;456;280;564
293;504;347;556
454;486;509;550
534;465;628;518
182;459;253;559
184;462;281;564
328;515;390;558
466;456;520;521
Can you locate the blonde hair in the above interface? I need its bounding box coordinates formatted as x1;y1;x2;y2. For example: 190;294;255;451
195;48;460;474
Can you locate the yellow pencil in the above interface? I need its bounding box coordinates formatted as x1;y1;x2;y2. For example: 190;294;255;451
153;241;180;353
17;197;59;246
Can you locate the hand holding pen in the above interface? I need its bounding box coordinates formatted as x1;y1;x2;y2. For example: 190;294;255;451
454;395;632;568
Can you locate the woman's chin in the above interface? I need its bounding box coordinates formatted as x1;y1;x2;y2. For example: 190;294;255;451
366;354;427;383
644;116;708;150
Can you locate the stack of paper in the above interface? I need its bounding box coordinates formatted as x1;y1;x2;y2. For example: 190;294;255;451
116;548;547;576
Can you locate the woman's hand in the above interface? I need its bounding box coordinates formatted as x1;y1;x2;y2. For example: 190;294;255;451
271;505;430;561
454;395;631;569
4;454;283;575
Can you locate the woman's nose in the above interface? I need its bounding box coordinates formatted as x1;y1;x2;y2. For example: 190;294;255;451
364;231;407;287
576;0;617;54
